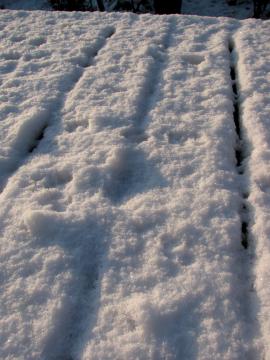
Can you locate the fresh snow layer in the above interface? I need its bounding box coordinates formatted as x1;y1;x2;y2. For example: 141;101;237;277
233;20;270;359
0;10;268;360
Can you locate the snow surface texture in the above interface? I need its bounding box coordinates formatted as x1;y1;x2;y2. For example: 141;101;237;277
182;0;254;19
234;20;270;359
0;10;269;360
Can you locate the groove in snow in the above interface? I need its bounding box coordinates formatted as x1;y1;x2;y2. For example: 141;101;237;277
103;19;176;204
0;26;116;194
229;40;249;249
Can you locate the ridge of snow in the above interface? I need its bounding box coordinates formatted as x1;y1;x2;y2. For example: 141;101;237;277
234;20;270;359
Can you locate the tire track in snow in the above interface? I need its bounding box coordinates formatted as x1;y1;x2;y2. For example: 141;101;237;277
121;19;176;144
0;25;117;360
103;18;176;204
229;37;261;355
0;26;115;194
229;40;249;249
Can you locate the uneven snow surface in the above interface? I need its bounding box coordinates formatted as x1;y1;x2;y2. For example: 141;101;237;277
0;10;269;360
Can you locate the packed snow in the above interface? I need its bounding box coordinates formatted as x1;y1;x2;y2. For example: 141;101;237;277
0;8;269;360
233;20;270;358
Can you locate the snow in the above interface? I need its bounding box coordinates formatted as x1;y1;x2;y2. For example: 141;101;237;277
233;20;270;358
0;7;269;360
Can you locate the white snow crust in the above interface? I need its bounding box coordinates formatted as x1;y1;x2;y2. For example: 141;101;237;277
0;9;269;360
233;20;270;359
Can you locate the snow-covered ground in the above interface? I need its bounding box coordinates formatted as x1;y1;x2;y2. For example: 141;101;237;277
0;7;269;360
234;20;270;359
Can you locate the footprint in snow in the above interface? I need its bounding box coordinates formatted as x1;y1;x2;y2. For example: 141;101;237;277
181;53;205;65
0;61;18;75
28;36;47;47
121;127;149;144
167;130;198;145
1;51;21;61
9;34;26;43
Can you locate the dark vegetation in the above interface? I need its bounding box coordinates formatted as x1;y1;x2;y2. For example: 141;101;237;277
227;0;270;17
252;0;269;17
50;0;95;11
0;0;268;17
229;40;250;250
49;0;182;13
48;0;270;17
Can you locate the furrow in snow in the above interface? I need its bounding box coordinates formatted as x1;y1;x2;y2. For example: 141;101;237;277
0;13;121;360
81;17;259;359
103;18;176;204
0;21;115;193
0;13;175;360
234;21;270;360
229;40;249;248
0;11;268;360
228;36;262;357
